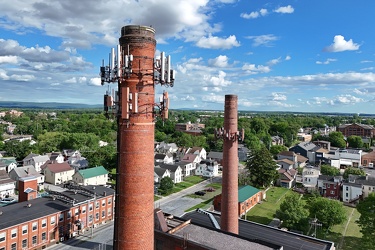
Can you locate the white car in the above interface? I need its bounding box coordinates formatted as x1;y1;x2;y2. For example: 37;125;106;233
0;198;16;203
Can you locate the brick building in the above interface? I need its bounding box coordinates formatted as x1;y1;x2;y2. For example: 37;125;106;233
337;123;375;138
0;185;114;250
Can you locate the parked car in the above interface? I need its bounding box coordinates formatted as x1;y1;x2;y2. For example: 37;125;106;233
195;191;206;196
205;187;216;192
0;198;16;204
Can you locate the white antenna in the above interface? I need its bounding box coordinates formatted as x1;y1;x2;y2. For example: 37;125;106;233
110;48;115;79
166;55;171;83
160;52;165;82
116;45;121;78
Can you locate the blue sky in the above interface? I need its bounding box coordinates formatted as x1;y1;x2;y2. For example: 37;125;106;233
0;0;375;113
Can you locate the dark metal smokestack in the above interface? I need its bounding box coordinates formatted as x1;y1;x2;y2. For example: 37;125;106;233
221;94;239;234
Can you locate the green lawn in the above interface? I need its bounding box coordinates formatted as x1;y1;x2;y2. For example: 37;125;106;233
245;187;292;225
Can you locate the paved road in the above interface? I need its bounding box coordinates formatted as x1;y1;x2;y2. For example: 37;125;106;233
46;176;222;249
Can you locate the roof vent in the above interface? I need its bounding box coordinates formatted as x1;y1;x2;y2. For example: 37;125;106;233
0;211;3;215
27;203;32;208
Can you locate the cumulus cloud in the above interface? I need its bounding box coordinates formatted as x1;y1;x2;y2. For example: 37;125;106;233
204;70;232;86
353;88;368;95
196;35;240;49
0;56;18;64
242;63;270;74
202;93;225;103
271;92;287;101
285;55;291;61
208;55;229;67
274;5;294;14
246;34;279;47
240;8;268;19
316;58;337;65
181;95;196;101
323;35;360;52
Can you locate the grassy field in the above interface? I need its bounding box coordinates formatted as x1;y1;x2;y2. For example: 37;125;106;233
160;176;205;196
245;187;291;225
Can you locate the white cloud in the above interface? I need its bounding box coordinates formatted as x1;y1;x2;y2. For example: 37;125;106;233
361;60;373;63
0;69;9;80
181;95;196;101
285;55;291;61
267;57;282;66
0;56;18;64
316;58;337;65
9;74;35;81
202;93;225;103
274;5;294;14
311;95;364;106
204;70;232;86
323;35;360;52
208;55;229;67
196;35;240;49
246;34;279;47
353;88;368;95
240;8;268;19
271;92;287;101
242;63;271;74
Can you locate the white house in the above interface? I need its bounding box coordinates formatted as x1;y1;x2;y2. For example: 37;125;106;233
154;153;174;164
48;152;65;164
187;147;207;161
342;175;363;203
0;157;18;173
0;170;15;199
23;154;50;172
301;166;320;191
330;149;362;169
195;159;219;178
72;166;108;186
156;163;183;183
181;154;201;169
174;161;195;177
154;167;171;183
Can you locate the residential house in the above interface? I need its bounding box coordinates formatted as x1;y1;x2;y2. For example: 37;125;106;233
43;162;75;185
271;136;284;145
187;147;207;161
313;140;331;151
207;151;224;166
289;142;322;163
337;123;375;138
0;157;17;173
195;159;219;178
154;166;171;183
62;149;81;161
181;153;201;169
329;148;362;169
155;142;178;154
277;151;308;169
48;152;65;164
213;185;263;217
318;175;342;200
361;151;375;167
9;165;45;191
0;170;15;199
174;161;195;177
156;163;183;184
68;157;89;172
277;168;297;189
23;154;50;172
301;166;320;191
174;147;190;161
342;175;363;203
72;166;108;186
238;144;249;162
154;153;174;164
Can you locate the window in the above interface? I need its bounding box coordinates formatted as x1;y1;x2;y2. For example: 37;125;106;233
42;232;46;241
89;215;93;222
32;222;38;231
22;225;28;235
32;235;37;245
75;208;79;216
102;210;105;218
369;187;372;191
82;206;86;214
346;193;348;197
22;239;27;248
95;212;99;221
102;200;106;207
95;202;99;209
11;228;17;238
59;213;64;222
11;243;16;250
330;191;335;194
50;216;56;225
67;211;72;219
89;204;93;211
108;208;112;216
327;184;330;188
108;198;112;204
0;232;5;242
346;186;349;191
42;219;47;228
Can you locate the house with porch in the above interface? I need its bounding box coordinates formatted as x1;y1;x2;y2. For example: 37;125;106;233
195;159;219;178
317;175;342;200
277;168;297;189
181;153;201;169
0;157;17;173
186;147;207;161
301;166;320;191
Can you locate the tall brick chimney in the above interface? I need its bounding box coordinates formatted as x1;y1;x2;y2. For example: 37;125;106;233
113;25;156;249
221;94;239;234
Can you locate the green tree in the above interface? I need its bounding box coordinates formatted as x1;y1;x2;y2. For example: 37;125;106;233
276;193;309;231
159;176;174;194
328;131;346;148
343;167;365;179
356;193;375;249
309;197;346;230
246;146;278;188
2;140;36;161
320;164;340;176
347;135;363;148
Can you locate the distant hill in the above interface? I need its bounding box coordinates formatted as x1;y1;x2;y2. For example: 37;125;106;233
0;101;102;109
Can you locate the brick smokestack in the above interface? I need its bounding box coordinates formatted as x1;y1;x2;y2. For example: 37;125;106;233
113;25;156;249
221;94;239;234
